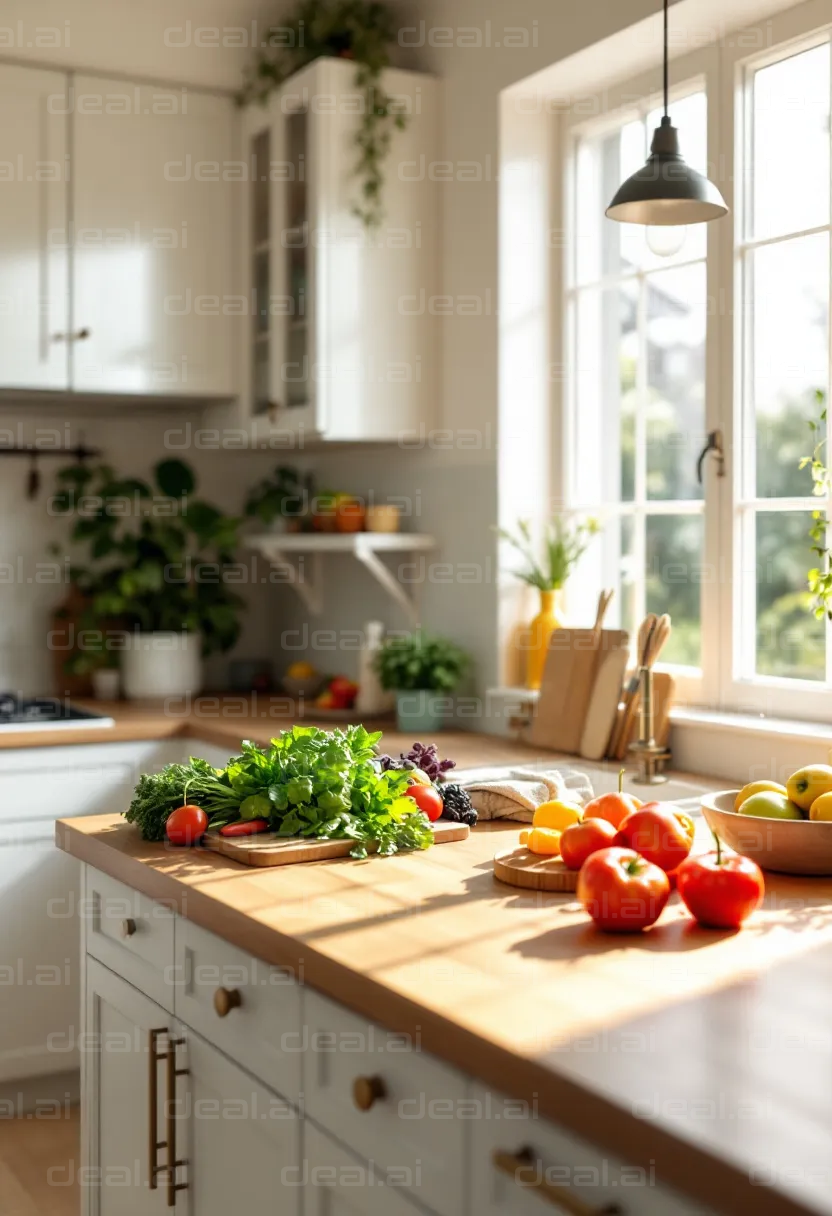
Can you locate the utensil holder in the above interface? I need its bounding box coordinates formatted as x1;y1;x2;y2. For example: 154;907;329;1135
630;665;671;784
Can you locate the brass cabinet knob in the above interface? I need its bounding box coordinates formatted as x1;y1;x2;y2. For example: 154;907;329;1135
213;987;242;1017
120;918;137;939
352;1075;386;1112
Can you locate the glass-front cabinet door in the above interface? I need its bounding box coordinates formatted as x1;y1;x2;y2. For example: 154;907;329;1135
243;81;316;436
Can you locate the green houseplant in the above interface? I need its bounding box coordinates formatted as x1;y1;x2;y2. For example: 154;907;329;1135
51;459;244;699
245;465;306;530
375;632;469;732
497;515;599;690
240;0;407;228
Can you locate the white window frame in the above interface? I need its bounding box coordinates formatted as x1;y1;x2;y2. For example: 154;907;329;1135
559;0;832;721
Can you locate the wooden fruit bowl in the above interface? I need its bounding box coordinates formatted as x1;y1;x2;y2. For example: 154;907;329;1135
700;790;832;875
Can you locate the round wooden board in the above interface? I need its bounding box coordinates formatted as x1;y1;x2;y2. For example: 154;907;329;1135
493;846;579;892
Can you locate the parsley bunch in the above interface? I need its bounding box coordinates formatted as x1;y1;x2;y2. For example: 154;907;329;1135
123;725;434;859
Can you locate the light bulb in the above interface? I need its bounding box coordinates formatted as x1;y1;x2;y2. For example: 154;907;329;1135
646;224;687;257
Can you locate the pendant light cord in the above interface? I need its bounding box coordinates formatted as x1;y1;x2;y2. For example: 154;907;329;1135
663;0;669;117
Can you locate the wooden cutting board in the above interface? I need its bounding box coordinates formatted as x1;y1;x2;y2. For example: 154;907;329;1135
493;846;579;892
528;628;629;754
204;819;469;867
579;645;630;761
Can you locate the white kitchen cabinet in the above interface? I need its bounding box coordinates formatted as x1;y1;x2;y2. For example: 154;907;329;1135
470;1082;712;1216
83;958;172;1216
184;1028;301;1216
72;77;238;398
0;65;70;389
0;740;180;1084
304;988;467;1216
239;58;438;441
84;958;300;1216
302;1123;427;1216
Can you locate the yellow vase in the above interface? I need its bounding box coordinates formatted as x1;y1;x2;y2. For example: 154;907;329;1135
525;589;562;691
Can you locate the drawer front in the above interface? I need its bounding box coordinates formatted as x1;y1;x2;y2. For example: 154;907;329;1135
84;867;175;1012
304;989;466;1216
303;1122;427;1216
174;916;302;1105
470;1083;713;1216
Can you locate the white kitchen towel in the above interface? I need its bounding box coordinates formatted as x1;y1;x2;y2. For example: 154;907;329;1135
459;767;595;822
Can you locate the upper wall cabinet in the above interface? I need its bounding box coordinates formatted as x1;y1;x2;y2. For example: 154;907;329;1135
0;66;69;390
72;77;237;398
240;59;439;442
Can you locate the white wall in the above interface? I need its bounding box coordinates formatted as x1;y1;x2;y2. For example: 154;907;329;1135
3;0;780;708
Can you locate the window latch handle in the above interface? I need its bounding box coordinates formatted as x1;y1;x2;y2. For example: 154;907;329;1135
696;429;725;484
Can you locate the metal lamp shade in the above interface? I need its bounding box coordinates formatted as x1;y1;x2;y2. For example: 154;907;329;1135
606;117;728;225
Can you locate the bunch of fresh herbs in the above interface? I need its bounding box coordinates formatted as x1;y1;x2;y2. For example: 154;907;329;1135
123;725;433;859
497;515;600;592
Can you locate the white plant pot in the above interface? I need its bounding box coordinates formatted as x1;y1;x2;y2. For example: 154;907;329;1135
121;632;203;700
91;668;121;701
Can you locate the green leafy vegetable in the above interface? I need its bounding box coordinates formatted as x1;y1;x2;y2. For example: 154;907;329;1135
123;725;434;859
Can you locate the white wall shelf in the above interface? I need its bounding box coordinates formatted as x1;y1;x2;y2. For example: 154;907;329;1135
244;532;437;626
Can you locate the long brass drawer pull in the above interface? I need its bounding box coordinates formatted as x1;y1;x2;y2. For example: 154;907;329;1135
492;1148;623;1216
165;1036;189;1207
148;1029;167;1191
213;987;242;1017
352;1074;386;1112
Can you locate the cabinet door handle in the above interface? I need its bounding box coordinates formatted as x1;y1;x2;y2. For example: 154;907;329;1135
120;918;137;939
51;328;92;342
492;1148;623;1216
213;987;242;1017
165;1036;189;1207
148;1028;167;1191
352;1075;386;1112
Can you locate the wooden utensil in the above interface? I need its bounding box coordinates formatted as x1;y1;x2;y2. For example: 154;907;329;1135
493;846;578;892
204;819;468;867
608;613;674;761
615;670;675;756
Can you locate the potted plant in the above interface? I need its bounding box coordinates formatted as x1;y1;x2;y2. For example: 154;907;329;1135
51;459;244;700
498;515;599;690
244;465;306;532
375;632;469;733
240;0;407;229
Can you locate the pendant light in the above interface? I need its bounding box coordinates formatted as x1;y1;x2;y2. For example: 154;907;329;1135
606;0;728;226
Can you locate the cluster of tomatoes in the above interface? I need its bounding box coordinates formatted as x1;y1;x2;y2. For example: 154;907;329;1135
564;783;765;934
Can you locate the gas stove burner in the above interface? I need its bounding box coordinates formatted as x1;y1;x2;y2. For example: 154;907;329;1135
0;696;115;730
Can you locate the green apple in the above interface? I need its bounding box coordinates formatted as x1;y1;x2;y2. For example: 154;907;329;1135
738;791;804;821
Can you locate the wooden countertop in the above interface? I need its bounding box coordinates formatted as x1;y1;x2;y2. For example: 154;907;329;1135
57;805;832;1216
0;695;561;764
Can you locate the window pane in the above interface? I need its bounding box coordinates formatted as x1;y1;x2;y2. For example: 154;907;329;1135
574;284;637;504
752;44;830;241
646;513;702;666
756;511;824;680
751;233;829;497
576;119;645;284
645;263;707;500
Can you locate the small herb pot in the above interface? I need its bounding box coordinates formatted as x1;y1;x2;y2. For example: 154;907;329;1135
395;690;444;735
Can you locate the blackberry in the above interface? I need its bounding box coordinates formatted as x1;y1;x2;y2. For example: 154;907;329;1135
439;784;477;827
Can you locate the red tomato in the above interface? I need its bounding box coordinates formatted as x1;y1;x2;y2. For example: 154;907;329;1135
676;846;764;929
403;784;443;822
559;817;618;870
219;819;270;837
614;803;694;873
165;804;208;846
577;847;670;932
